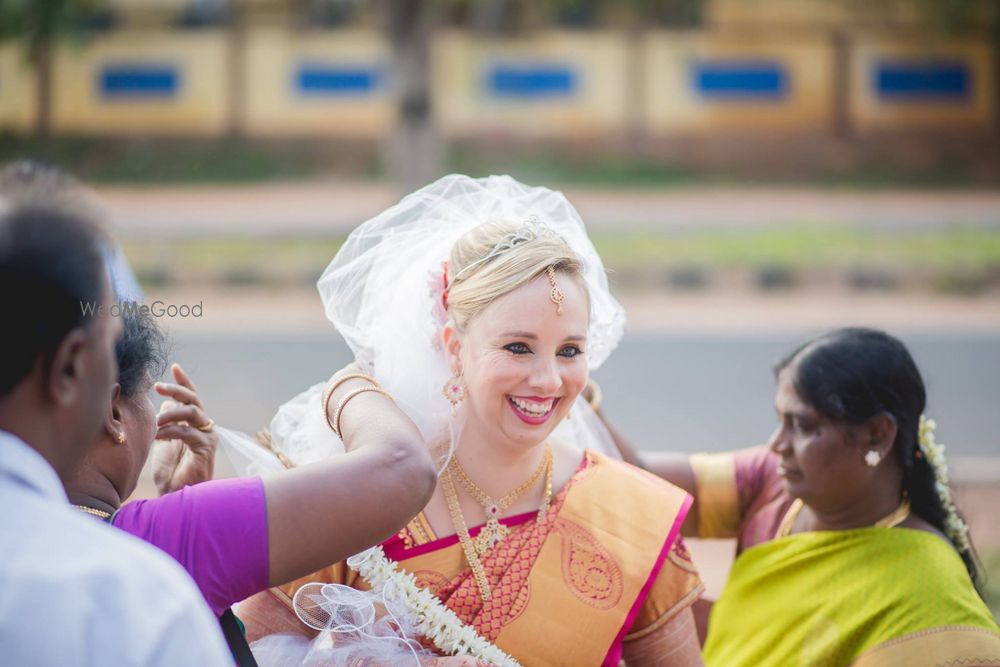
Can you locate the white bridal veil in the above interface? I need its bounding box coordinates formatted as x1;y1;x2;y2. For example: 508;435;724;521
224;174;626;477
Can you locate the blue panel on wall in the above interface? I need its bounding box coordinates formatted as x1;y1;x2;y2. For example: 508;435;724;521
693;61;787;100
296;64;381;95
876;60;969;101
486;64;576;99
100;65;178;98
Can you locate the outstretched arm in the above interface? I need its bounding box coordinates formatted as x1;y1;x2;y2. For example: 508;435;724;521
263;371;438;587
588;391;699;536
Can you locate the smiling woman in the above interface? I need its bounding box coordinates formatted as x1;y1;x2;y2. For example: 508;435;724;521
235;175;705;666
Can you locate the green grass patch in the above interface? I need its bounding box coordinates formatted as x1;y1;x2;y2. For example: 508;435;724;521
121;237;345;285
121;227;1000;290
449;149;708;189
2;135;997;189
0;135;376;184
448;145;1000;190
592;227;1000;272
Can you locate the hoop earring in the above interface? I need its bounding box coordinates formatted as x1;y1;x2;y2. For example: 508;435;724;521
864;450;881;467
442;375;466;412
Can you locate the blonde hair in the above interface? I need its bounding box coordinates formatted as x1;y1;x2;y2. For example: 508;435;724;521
446;220;584;330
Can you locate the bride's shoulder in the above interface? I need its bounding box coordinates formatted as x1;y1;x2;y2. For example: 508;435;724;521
581;448;690;498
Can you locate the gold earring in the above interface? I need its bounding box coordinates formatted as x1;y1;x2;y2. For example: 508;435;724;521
116;431;126;445
442;374;466;411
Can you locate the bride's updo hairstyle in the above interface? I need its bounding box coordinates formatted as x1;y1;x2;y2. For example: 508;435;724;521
445;220;585;332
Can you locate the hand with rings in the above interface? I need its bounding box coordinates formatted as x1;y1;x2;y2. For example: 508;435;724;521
152;363;219;496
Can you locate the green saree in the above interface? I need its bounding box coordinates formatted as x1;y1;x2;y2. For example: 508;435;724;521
704;526;1000;667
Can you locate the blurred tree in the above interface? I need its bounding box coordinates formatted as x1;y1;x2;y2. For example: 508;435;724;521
548;0;704;146
300;0;708;188
376;0;443;191
226;0;248;137
284;0;444;189
0;0;107;139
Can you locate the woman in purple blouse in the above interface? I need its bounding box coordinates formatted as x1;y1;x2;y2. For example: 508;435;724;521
64;307;439;665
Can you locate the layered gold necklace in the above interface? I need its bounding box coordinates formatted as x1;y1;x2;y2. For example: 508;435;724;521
777;497;911;538
442;445;554;602
451;445;553;555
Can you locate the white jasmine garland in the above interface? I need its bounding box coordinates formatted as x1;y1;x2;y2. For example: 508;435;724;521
917;415;971;554
347;546;522;667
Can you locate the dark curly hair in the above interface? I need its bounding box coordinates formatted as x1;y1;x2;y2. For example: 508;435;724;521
116;306;169;400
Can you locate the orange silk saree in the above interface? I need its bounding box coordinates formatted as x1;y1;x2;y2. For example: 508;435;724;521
251;451;702;666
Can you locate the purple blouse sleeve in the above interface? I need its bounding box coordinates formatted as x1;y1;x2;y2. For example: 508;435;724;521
733;445;794;551
733;445;779;512
113;476;269;616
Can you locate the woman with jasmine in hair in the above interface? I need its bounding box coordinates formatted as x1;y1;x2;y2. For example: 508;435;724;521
610;328;1000;666
232;175;705;666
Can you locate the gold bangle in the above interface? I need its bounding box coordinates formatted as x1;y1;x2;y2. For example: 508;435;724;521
322;373;379;433
333;386;394;438
585;378;603;412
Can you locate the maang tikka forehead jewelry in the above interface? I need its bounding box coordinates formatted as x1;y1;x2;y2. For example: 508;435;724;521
546;266;565;316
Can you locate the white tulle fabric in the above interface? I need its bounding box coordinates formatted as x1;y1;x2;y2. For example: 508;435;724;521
264;174;626;469
246;583;434;667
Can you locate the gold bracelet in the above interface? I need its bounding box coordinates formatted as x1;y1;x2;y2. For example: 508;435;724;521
333;386;394;438
322;373;379;433
585;378;603;412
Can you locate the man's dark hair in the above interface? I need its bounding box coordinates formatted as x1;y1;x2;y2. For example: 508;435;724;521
0;204;109;396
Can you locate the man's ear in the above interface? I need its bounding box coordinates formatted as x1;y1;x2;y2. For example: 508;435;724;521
46;328;88;408
102;383;124;443
441;323;463;376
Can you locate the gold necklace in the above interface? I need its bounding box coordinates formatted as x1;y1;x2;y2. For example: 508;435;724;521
441;467;493;601
441;451;555;603
777;497;911;538
72;504;112;520
451;445;552;555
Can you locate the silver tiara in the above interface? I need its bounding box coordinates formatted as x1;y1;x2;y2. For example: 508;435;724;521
451;216;557;281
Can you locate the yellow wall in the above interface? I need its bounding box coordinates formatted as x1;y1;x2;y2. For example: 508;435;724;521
243;28;394;138
643;30;834;134
433;29;629;138
850;36;996;132
51;30;228;136
0;44;36;133
2;26;993;139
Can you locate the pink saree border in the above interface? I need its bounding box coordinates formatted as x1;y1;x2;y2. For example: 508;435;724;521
601;493;694;667
382;510;539;561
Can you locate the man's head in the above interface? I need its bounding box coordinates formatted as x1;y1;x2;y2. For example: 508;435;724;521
0;203;121;481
